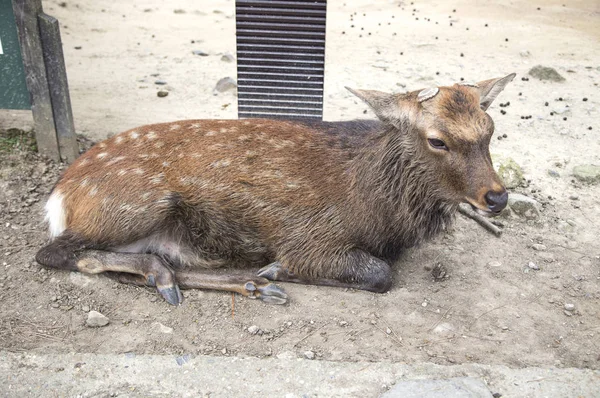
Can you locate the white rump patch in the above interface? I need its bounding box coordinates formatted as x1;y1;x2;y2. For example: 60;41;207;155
45;191;67;238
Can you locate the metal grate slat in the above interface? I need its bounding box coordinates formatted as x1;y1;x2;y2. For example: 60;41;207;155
236;0;326;120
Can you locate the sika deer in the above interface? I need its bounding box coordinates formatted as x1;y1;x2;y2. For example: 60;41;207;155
36;74;515;305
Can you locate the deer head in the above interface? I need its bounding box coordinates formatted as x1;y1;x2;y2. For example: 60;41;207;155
347;73;516;215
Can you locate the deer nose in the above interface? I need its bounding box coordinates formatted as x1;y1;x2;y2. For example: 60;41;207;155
484;190;508;213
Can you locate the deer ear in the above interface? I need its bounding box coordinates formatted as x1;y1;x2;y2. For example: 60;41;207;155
476;73;516;110
346;87;404;126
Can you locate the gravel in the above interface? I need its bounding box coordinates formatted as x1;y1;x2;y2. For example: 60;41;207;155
86;311;109;327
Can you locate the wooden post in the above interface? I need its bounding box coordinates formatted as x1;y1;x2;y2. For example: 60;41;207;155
38;13;79;163
12;0;60;161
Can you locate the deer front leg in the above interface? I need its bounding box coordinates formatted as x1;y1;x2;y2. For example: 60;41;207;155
258;249;393;293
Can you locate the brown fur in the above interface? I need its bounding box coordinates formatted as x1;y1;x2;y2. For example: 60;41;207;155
39;74;515;300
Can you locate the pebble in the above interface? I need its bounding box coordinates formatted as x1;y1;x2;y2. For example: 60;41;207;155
488;261;502;267
493;157;524;189
247;325;260;335
386;328;392;335
214;77;237;93
152;322;174;334
157;90;169;98
564;303;575;311
339;321;348;327
154;80;167;85
82;305;90;312
192;50;209;56
508;194;541;219
86;311;109;327
220;52;235;62
572;164;600;184
528;261;540;270
528;65;565;82
519;50;531;57
532;244;547;251
303;351;316;360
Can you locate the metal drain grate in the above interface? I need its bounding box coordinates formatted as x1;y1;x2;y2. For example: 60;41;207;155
235;0;327;120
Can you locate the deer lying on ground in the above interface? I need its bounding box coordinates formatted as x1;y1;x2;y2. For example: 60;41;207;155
36;74;515;305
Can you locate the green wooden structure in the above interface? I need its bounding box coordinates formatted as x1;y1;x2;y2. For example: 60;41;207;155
0;0;78;162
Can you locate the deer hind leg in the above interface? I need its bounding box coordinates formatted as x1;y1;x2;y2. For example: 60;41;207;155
37;232;287;305
109;269;288;305
36;233;183;305
258;249;393;294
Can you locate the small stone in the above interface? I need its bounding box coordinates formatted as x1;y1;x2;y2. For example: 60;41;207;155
528;261;540;270
339;321;348;327
276;351;296;360
528;65;565;82
51;303;60;308
214;77;237;94
157;90;169;98
303;350;315;360
192;50;209;56
86;311;109;327
173;9;186;14
221;348;227;355
547;169;560;178
532;244;547;251
508;194;541;219
152;322;174;334
154;80;167;85
519;50;531;57
220;52;235;62
493;156;524;189
564;303;575;311
572;164;600;184
247;325;260;335
488;261;502;267
564;310;572;317
82;305;90;312
386;328;392;335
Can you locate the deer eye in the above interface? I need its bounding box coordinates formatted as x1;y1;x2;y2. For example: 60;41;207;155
428;138;448;151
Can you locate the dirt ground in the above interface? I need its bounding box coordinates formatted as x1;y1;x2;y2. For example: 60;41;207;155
1;0;599;372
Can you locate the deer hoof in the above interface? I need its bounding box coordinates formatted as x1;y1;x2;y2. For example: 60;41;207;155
157;284;183;305
257;261;289;281
257;283;288;305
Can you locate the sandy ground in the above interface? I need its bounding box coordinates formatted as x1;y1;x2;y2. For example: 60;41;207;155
1;0;600;377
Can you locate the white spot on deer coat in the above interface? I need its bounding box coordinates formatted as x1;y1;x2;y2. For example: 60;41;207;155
115;136;124;144
45;191;67;238
210;159;231;168
89;186;98;197
130;131;139;139
146;131;157;140
97;152;108;159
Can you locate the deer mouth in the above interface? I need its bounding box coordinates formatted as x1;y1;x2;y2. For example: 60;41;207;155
464;198;500;217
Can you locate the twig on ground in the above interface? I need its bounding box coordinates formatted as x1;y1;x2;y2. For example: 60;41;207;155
467;303;509;331
372;324;403;346
458;204;502;237
294;322;330;347
428;306;453;332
